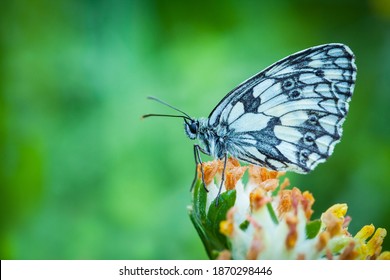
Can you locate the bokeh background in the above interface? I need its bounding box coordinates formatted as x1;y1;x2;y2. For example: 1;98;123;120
1;0;390;259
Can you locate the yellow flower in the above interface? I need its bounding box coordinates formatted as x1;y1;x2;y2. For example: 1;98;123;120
188;158;390;260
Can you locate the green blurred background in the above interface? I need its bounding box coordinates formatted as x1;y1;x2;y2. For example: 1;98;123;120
1;0;390;259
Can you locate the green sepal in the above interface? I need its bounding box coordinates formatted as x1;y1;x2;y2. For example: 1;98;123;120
266;202;279;224
207;189;236;248
306;219;321;239
188;180;236;259
239;220;250;231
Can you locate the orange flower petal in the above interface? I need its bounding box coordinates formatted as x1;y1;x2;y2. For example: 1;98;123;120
316;232;330;252
285;215;298;250
260;178;279;192
197;160;219;186
225;166;247;190
278;189;292;216
338;241;358;260
302;191;315;220
250;186;271;211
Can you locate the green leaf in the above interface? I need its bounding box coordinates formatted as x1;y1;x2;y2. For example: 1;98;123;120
306;219;321;239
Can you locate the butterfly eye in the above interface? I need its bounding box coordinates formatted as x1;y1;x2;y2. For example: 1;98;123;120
189;122;197;134
184;120;198;140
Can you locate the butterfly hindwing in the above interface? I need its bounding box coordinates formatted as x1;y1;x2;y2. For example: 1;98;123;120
208;44;356;173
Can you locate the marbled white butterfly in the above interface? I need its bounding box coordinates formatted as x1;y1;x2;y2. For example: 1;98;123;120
143;43;356;198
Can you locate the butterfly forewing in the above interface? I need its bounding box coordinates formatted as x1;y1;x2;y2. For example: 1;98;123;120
208;44;356;173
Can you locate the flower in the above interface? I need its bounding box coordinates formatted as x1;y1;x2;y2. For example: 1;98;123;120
187;158;390;260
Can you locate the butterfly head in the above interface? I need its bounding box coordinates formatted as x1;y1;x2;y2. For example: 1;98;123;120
184;118;199;140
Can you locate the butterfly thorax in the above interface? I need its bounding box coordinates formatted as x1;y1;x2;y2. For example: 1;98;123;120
195;118;230;159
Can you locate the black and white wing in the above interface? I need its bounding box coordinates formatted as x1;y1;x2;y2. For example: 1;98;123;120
208;44;356;173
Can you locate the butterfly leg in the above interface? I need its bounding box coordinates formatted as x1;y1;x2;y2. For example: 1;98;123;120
215;153;228;206
190;144;208;192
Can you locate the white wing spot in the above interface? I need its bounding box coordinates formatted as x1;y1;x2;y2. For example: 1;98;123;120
229;113;270;133
227;102;245;123
319;99;339;114
335;82;351;94
327;47;344;57
299;73;323;84
335;57;349;68
314;83;332;97
242;146;266;162
253;79;274;98
319;115;339;134
308;59;324;68
267;158;286;169
307;153;323;169
276;141;299;164
316;135;334;154
322;68;344;78
254;80;281;103
265;98;323;117
279;110;307;127
274;125;303;143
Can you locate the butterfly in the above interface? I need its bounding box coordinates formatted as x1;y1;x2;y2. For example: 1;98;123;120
143;43;356;199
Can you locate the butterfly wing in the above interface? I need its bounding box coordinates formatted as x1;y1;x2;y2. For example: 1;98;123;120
208;44;356;173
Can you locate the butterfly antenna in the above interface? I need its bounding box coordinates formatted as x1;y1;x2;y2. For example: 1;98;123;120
146;96;192;119
142;113;191;120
